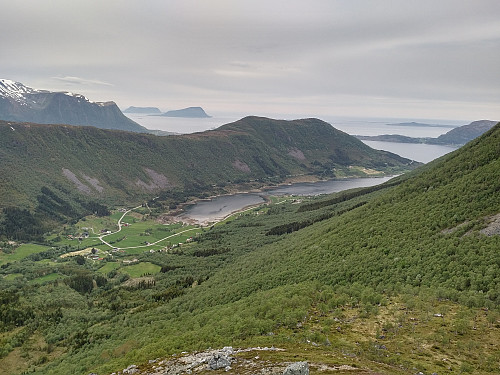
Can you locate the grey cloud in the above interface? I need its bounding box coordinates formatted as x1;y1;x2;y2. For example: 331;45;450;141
1;0;499;120
51;76;114;86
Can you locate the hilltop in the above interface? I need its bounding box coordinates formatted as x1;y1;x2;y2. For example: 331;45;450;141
122;106;162;114
0;79;150;133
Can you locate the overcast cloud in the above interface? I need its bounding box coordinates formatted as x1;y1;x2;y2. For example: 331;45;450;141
1;0;499;121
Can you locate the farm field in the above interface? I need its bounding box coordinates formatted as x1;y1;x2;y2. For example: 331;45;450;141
0;243;51;265
48;208;203;259
121;262;162;278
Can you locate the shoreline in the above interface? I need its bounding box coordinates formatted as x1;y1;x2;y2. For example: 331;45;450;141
158;174;396;226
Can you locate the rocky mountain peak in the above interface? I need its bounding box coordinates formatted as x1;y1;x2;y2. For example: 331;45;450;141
0;79;149;132
0;79;38;100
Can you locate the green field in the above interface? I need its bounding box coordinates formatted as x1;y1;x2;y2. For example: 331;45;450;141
0;243;51;265
96;262;121;274
121;262;161;278
3;273;23;280
100;222;198;250
28;273;62;284
47;208;201;255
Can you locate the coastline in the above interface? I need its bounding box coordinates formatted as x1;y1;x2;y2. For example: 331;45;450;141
157;174;396;226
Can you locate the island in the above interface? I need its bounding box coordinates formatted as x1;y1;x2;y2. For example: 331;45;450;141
160;106;211;118
122;106;162;114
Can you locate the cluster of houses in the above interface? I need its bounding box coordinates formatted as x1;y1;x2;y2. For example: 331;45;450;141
67;231;90;241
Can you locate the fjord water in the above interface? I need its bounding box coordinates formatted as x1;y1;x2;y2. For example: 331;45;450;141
124;113;238;134
361;140;457;163
179;176;395;224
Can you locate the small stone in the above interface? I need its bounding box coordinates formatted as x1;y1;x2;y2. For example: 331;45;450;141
222;346;234;354
123;364;138;374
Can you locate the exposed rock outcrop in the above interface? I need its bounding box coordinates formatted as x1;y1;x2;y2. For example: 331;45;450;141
283;361;309;375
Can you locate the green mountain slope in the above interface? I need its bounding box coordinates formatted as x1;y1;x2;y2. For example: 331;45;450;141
1;122;499;374
203;122;500;303
0;117;413;235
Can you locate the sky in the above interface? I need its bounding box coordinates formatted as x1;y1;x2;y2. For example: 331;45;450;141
1;0;499;122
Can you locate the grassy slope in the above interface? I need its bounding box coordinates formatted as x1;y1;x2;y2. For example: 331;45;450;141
197;122;500;305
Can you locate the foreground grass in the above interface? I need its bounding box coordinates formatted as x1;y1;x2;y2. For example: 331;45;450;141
87;289;500;375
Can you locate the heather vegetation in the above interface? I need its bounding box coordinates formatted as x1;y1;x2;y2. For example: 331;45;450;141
0;124;499;374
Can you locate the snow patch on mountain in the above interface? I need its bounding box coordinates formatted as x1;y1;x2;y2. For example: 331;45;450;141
0;78;149;132
0;78;103;105
0;79;36;100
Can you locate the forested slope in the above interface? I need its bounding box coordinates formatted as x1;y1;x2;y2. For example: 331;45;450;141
1;123;499;375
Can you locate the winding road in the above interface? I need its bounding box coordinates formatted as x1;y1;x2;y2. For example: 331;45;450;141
97;205;198;251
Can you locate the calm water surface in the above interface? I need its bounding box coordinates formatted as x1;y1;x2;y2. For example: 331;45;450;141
177;193;265;224
361;140;457;163
179;176;395;224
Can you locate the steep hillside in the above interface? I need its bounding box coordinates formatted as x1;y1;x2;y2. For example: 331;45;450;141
433;119;498;145
219;116;407;168
0;79;149;133
0;124;499;374
205;122;500;301
0;117;414;229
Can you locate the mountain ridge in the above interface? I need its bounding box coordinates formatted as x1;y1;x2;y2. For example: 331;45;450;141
0;79;150;133
0;116;416;237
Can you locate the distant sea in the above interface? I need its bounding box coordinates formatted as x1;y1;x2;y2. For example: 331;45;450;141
125;113;462;163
